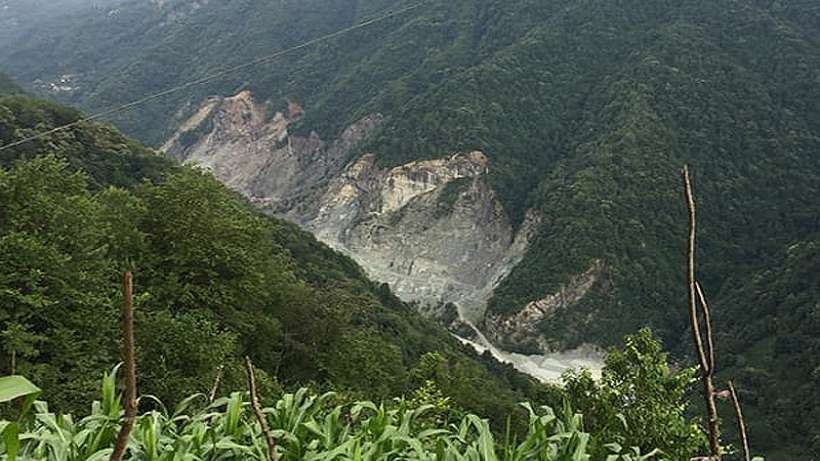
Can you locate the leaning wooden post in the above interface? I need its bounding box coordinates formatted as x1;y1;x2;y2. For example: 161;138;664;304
245;356;278;461
695;281;721;458
695;282;716;375
682;166;721;460
728;381;751;461
209;365;224;403
110;271;138;461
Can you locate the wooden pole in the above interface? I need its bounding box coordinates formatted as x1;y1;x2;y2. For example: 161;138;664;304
110;272;137;461
209;365;224;403
245;356;278;461
728;381;751;461
695;282;716;374
683;167;721;459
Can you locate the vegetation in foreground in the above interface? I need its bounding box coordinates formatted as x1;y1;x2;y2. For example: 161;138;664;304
1;323;755;460
0;90;774;460
0;95;711;459
0;364;681;461
0;94;541;426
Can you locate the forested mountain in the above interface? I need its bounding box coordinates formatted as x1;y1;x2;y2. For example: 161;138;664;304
0;94;546;428
0;0;110;52
715;237;820;457
1;0;819;458
0;72;23;96
0;91;725;461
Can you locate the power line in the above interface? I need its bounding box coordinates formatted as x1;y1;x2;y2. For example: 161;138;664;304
0;0;429;153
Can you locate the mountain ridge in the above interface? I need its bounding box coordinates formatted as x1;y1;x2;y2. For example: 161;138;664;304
2;0;819;457
0;92;546;428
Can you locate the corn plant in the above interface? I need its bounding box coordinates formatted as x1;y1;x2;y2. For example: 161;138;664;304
0;374;41;461
0;368;669;461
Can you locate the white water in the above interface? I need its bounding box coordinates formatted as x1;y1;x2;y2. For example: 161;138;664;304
455;316;603;384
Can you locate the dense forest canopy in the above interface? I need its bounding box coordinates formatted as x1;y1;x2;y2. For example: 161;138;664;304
0;0;818;458
0;94;542;425
0;92;726;460
0;72;24;96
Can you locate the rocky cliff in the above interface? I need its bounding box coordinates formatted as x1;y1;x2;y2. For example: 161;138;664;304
163;91;539;326
163;90;605;380
485;260;607;352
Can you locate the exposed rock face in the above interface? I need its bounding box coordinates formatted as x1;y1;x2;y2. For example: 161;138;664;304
163;91;535;322
164;91;604;379
163;91;383;221
309;152;543;322
485;260;606;352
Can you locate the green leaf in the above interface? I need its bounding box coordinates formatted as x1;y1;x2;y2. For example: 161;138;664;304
2;421;19;461
604;442;623;453
0;376;40;404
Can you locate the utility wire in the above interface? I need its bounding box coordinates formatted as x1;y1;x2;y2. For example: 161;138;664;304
0;0;428;152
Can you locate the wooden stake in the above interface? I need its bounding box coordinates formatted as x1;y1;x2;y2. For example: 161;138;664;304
245;356;278;461
110;272;137;461
695;282;716;374
728;381;751;461
683;167;721;460
209;365;224;403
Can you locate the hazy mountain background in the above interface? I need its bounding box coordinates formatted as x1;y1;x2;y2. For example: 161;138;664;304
1;0;819;458
0;0;117;45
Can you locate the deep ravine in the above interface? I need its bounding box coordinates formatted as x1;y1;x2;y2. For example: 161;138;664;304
162;90;603;382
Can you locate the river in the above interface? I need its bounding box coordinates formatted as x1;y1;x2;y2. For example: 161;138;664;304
455;316;603;383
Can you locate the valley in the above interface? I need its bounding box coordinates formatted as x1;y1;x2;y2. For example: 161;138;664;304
161;89;605;381
1;0;819;458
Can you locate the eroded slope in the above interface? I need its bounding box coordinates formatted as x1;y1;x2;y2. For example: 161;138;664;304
163;91;539;326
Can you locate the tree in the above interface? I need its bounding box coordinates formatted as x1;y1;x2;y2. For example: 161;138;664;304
563;328;706;460
0;323;44;375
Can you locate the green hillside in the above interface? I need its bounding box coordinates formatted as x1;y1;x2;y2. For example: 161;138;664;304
714;237;820;458
1;0;819;458
0;72;24;96
3;0;817;344
0;94;541;426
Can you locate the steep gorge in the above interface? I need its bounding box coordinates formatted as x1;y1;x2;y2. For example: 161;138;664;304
163;91;603;380
4;0;820;455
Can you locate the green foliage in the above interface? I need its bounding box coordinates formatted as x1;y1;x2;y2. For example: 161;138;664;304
0;376;40;404
0;369;668;461
563;329;705;460
0;324;45;367
408;379;462;428
2;2;819;457
0;375;40;460
0;73;24;96
0;94;542;429
0;96;173;187
318;331;407;397
483;0;820;352
435;177;472;218
176;116;213;149
712;238;820;459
